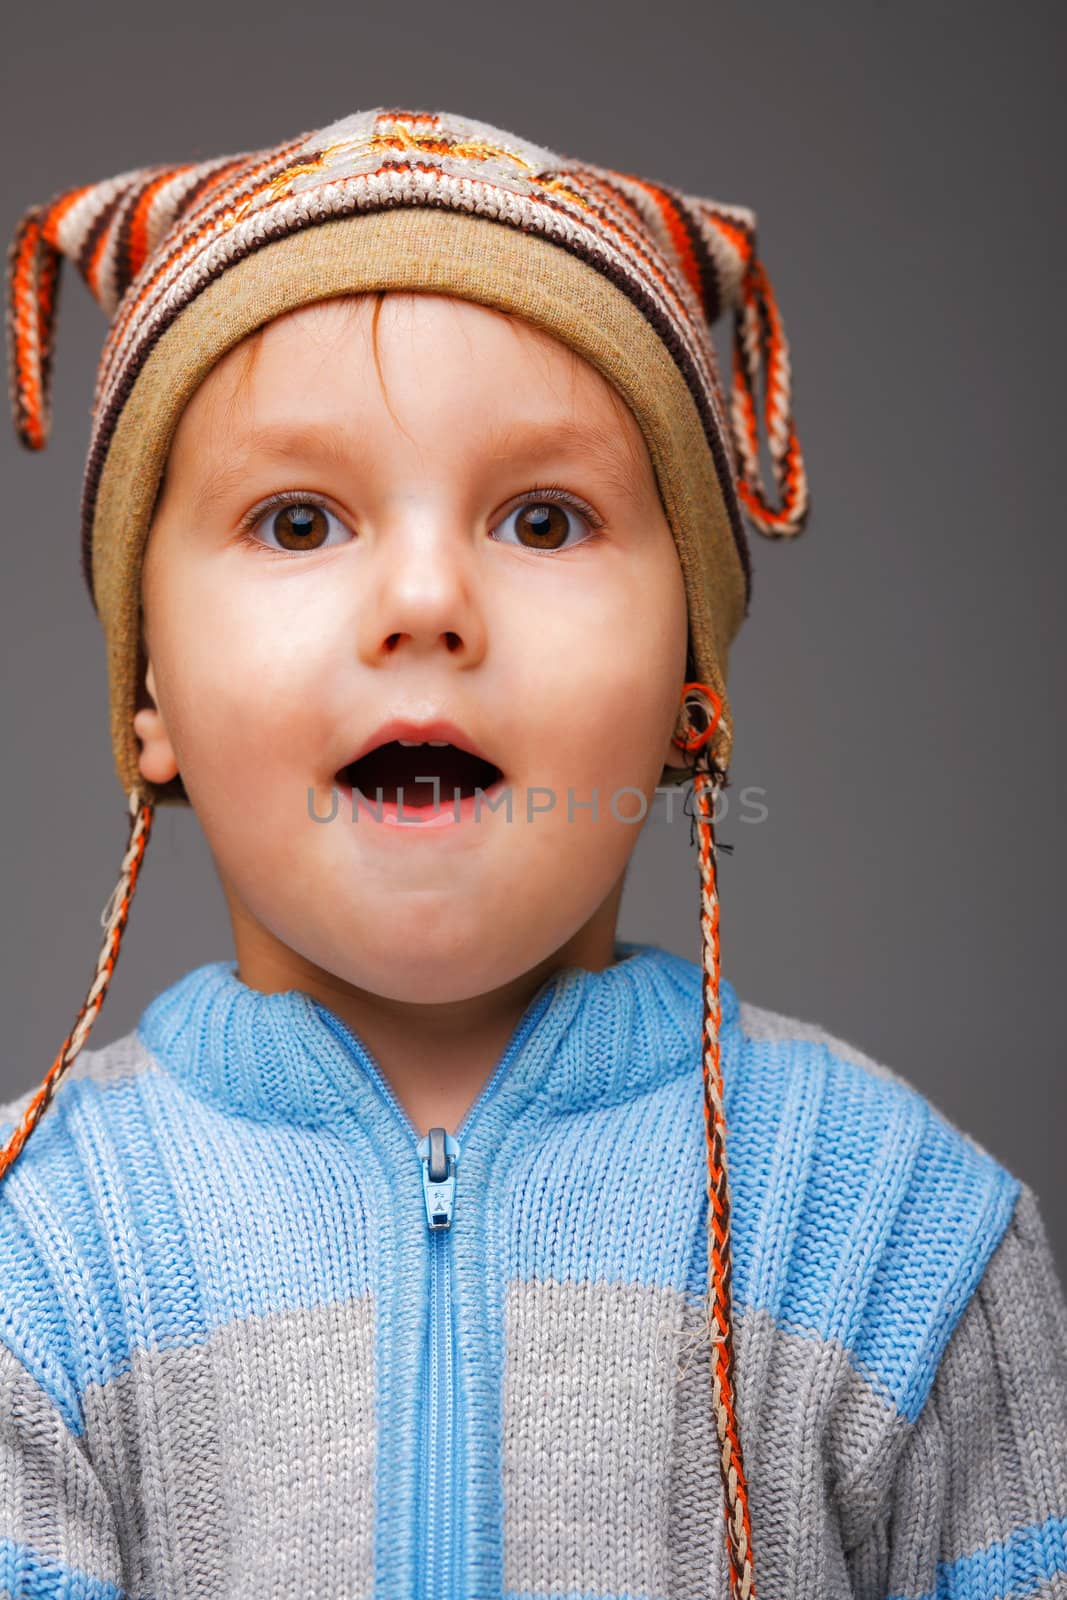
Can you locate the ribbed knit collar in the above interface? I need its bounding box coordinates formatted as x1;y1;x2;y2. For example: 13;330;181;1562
137;941;740;1128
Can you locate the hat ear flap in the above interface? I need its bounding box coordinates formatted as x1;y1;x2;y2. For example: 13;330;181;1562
7;198;65;450
681;193;811;539
6;156;241;451
588;171;810;541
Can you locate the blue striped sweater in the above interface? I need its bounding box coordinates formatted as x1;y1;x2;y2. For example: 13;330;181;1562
1;941;1065;1598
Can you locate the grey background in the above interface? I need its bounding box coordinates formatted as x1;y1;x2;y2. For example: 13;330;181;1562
2;3;1064;1272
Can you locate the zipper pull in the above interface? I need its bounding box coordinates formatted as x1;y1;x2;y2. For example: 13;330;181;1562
417;1127;460;1231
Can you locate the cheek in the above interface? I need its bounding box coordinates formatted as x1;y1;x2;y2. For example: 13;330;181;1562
147;559;338;805
511;551;687;791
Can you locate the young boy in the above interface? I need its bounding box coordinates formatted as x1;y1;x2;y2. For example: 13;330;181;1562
2;106;1065;1600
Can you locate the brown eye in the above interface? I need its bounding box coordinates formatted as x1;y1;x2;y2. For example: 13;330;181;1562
244;498;351;553
271;503;330;550
494;493;596;552
516;502;568;549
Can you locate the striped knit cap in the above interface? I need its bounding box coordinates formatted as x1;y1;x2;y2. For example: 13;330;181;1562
3;105;809;1595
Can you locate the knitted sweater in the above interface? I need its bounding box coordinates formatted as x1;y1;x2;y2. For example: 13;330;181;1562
1;942;1065;1600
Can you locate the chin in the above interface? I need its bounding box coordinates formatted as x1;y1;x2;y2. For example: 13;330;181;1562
283;904;508;1000
334;943;518;1006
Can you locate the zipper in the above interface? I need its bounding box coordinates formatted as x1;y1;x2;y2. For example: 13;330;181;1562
417;1128;459;1599
313;984;556;1599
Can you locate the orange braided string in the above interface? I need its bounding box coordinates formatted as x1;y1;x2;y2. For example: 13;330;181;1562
680;681;756;1600
0;788;155;1185
729;254;809;540
7;208;62;452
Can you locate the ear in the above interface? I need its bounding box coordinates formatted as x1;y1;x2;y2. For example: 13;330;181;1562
132;659;180;785
661;717;693;781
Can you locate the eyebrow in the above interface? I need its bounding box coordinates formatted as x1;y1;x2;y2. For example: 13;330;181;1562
480;416;648;498
188;415;648;518
190;423;355;518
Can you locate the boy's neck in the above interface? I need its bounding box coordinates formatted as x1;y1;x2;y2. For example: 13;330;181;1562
220;879;627;1138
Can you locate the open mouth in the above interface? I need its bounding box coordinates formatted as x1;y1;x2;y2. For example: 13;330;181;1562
336;741;504;808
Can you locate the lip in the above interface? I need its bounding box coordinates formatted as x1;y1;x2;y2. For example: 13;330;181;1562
332;714;507;833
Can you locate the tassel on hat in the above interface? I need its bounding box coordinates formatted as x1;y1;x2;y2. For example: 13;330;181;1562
3;107;810;1599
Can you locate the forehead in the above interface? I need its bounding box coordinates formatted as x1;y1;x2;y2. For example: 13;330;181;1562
169;292;656;506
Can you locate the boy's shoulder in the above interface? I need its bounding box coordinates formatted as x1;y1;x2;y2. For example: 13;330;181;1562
721;974;1024;1424
0;1027;167;1428
735;988;911;1089
0;1026;164;1171
727;976;1010;1178
677;957;1014;1179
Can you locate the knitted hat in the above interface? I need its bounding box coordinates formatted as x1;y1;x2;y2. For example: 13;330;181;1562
3;106;808;1594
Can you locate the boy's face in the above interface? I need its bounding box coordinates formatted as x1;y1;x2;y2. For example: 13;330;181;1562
136;293;690;1001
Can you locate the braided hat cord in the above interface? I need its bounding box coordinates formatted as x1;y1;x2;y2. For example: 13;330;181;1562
699;778;754;1598
679;682;755;1599
729;255;808;538
0;789;154;1184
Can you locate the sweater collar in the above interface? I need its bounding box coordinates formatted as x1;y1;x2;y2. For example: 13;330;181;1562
137;941;740;1128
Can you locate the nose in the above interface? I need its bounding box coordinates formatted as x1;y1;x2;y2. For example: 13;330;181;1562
357;518;488;667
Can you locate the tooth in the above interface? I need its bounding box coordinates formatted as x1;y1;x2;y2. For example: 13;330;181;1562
397;739;420;747
427;740;448;747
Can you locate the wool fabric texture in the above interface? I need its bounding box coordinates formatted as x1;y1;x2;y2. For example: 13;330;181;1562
3;105;811;1594
1;945;1065;1600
